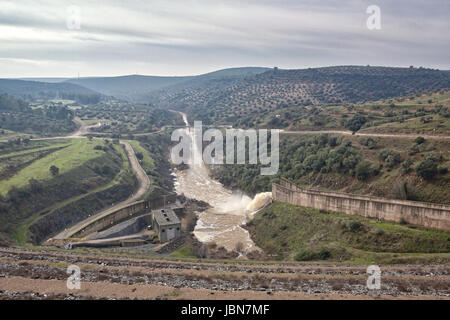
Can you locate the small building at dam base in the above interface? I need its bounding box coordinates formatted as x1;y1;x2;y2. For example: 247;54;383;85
151;208;181;242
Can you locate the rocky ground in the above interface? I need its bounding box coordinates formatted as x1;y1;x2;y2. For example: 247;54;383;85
0;247;448;300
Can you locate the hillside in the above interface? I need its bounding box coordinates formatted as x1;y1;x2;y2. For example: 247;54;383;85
212;133;450;204
67;75;190;100
0;138;136;245
228;89;450;135
0;94;77;136
0;79;102;103
78;101;184;135
247;202;450;264
66;67;269;101
150;66;450;125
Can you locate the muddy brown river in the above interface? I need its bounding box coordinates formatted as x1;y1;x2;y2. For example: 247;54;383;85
173;112;271;252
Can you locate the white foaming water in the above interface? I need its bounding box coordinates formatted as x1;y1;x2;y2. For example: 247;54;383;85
246;192;273;212
173;112;272;252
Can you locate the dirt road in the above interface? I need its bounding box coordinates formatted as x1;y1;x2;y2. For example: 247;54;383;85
52;141;151;240
0;117;90;143
0;247;448;300
281;129;450;140
28;117;94;141
0;116;152;242
13;117;153;240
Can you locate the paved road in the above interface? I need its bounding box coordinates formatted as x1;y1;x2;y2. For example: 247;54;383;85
52;141;151;240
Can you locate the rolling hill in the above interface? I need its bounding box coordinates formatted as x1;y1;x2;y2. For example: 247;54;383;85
0;79;102;103
65;67;269;100
148;66;450;125
67;75;190;100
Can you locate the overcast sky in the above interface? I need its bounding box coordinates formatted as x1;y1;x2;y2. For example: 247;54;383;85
1;0;449;77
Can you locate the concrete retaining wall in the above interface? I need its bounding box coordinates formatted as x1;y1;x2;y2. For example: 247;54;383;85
272;179;450;231
90;214;152;240
72;195;177;238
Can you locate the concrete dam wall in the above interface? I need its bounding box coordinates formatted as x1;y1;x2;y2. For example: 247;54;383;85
272;179;450;231
71;195;177;238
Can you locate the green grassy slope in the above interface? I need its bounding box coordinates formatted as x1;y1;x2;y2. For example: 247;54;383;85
27;143;137;245
0;139;134;245
247;202;450;264
0;139;106;195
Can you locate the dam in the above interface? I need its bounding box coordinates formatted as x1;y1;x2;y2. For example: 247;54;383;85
273;179;450;231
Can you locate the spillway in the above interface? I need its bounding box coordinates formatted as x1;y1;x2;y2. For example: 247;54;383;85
173;112;271;252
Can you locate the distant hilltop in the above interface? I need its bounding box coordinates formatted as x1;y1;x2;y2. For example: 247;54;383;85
2;66;450;107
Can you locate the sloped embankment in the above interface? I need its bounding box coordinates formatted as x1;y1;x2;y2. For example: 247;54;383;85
0;140;135;245
246;202;450;263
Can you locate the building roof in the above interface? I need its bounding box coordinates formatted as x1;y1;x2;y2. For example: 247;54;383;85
152;208;180;227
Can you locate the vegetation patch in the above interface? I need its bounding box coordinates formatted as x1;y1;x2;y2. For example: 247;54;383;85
0;139;106;195
246;202;450;263
0;94;77;136
213;134;450;204
0;139;131;245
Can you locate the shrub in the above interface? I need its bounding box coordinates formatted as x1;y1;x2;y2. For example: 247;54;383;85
438;166;448;175
49;165;59;176
377;149;390;161
101;165;112;176
345;114;367;133
294;248;332;261
318;249;331;260
414;136;425;145
401;159;414;174
294;248;317;261
359;137;376;149
355;160;375;181
407;144;420;155
416;159;437;180
385;155;397;168
348;221;363;232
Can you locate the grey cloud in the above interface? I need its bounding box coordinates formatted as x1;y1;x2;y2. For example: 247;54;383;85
0;0;448;77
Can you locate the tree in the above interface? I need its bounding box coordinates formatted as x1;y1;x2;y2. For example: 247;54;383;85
414;136;425;145
136;152;144;161
49;165;59;176
401;158;414;174
101;165;112;176
355;160;374;181
345;114;367;133
416;159;437;180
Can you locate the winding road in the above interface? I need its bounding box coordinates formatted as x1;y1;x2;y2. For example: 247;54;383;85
23;118;153;240
52;140;151;240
